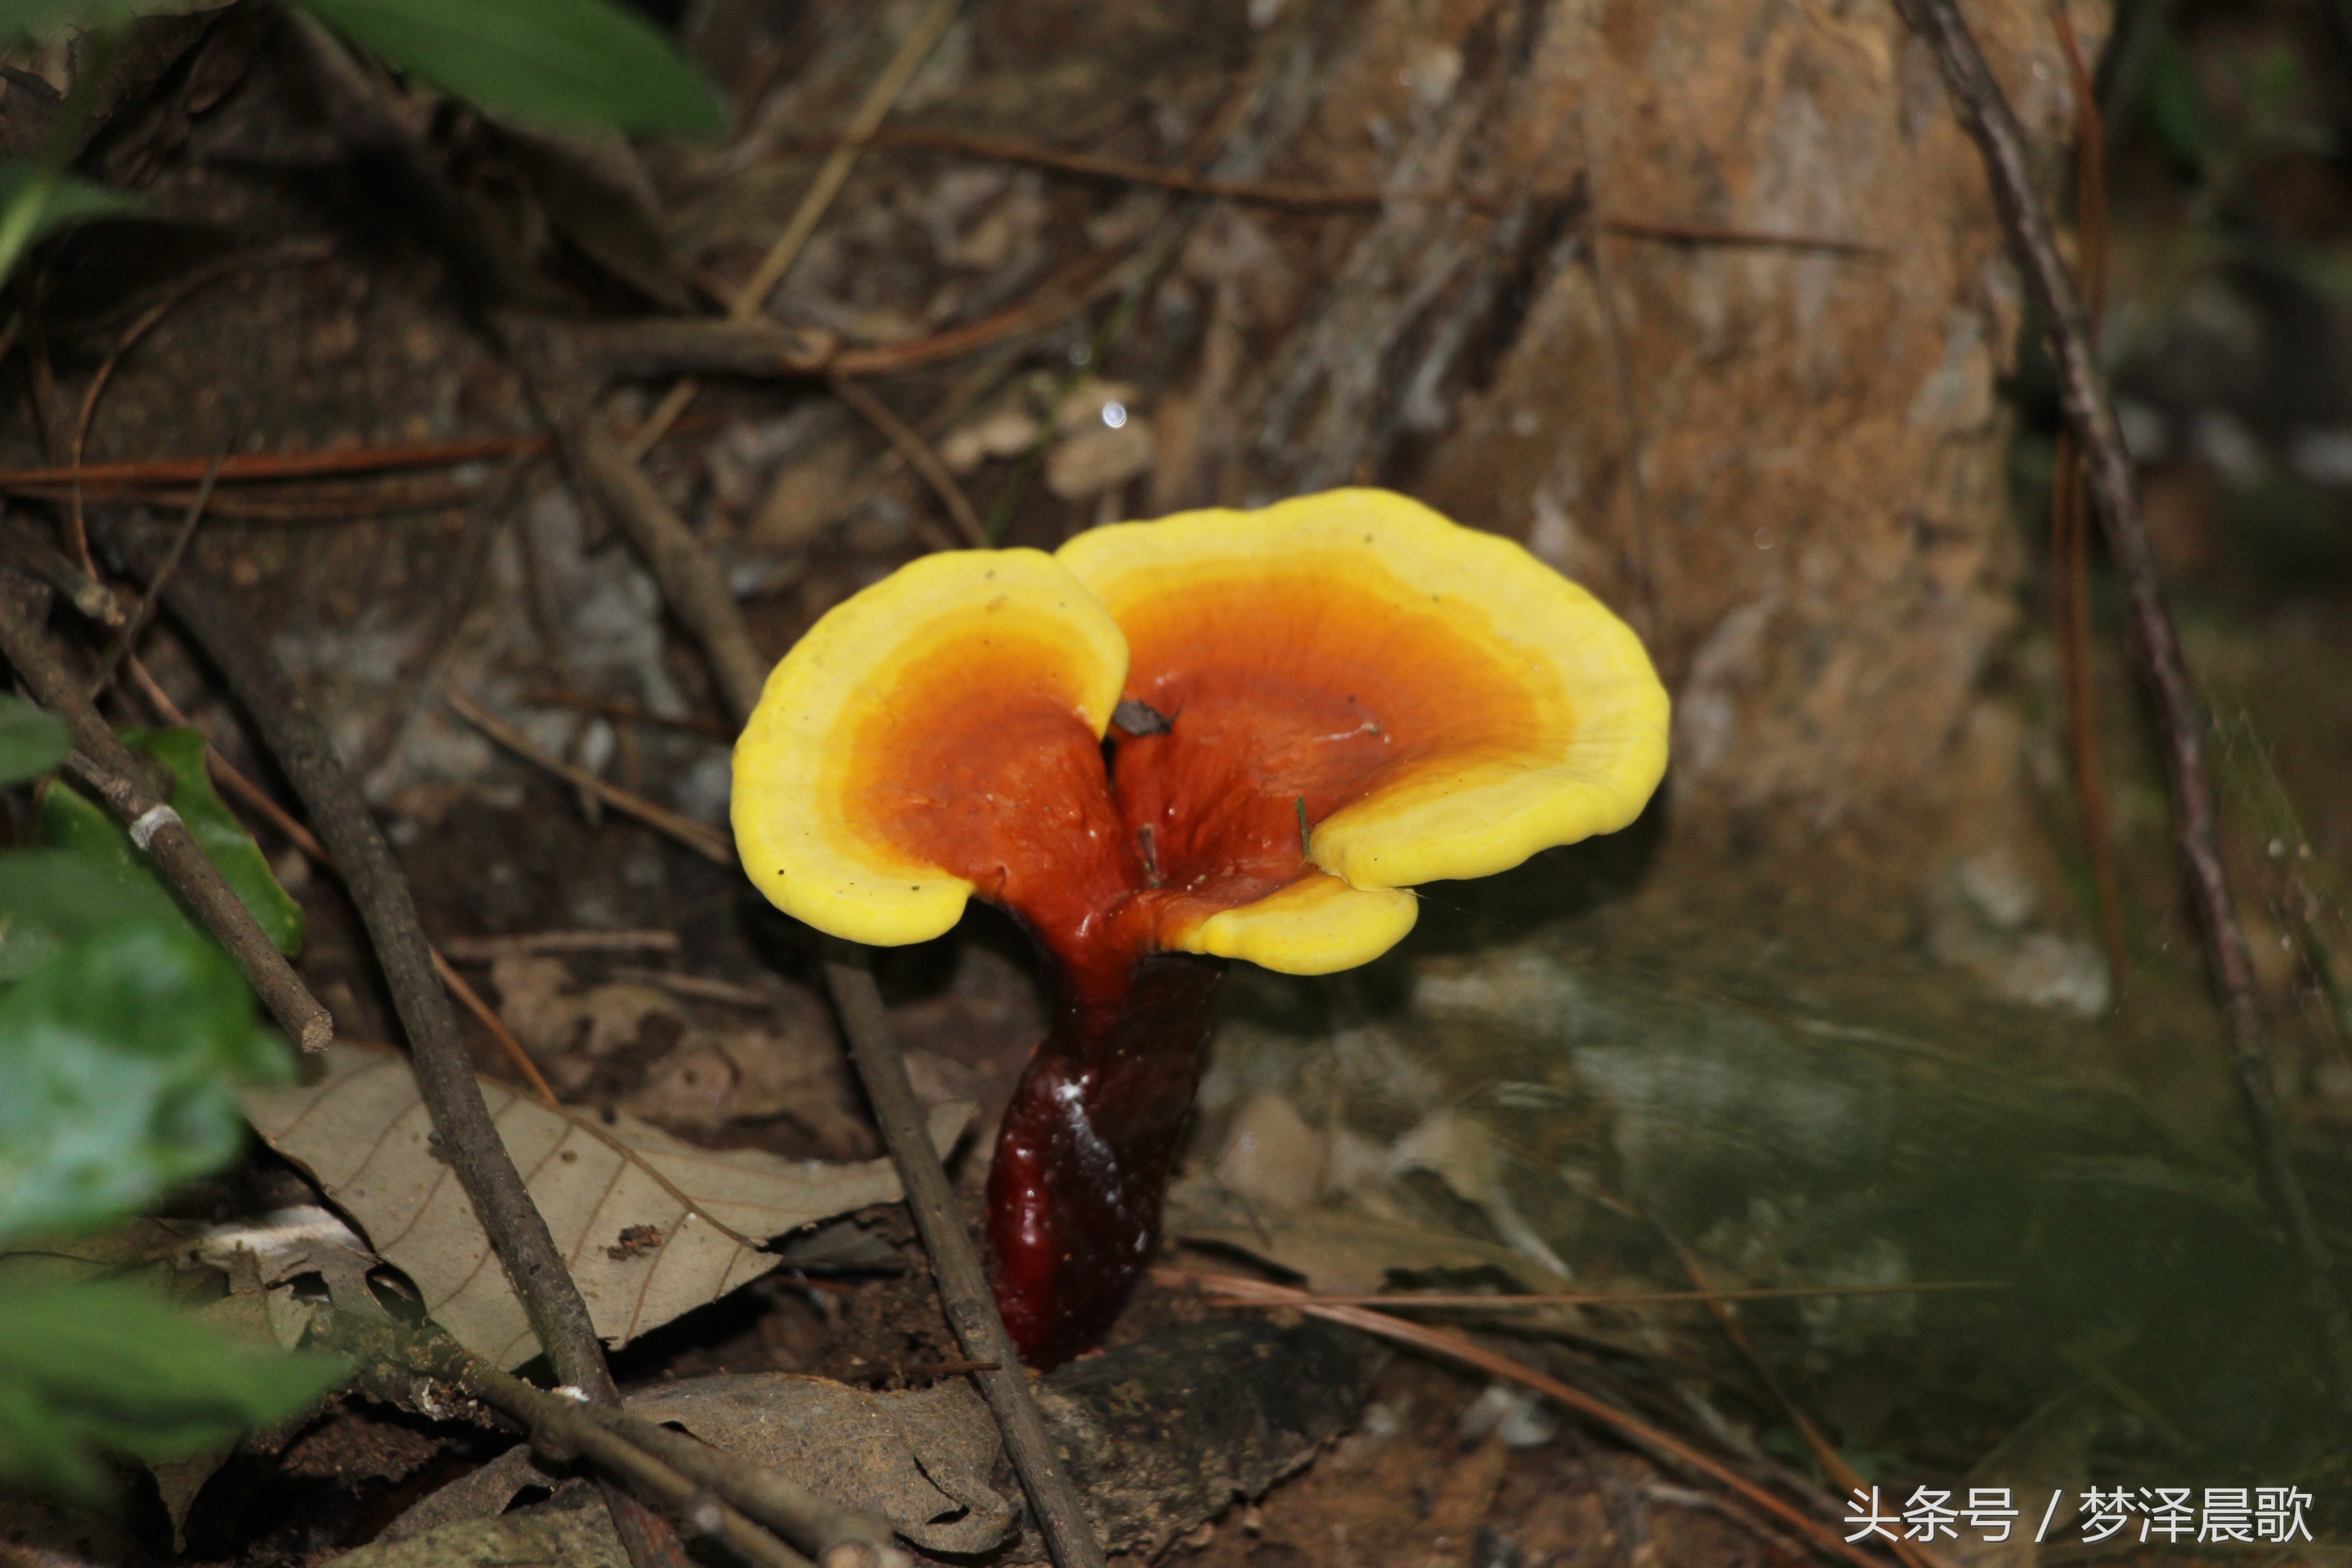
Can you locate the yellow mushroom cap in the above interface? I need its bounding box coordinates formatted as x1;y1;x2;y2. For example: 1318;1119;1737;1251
730;549;1127;949
732;490;1668;980
1057;487;1670;896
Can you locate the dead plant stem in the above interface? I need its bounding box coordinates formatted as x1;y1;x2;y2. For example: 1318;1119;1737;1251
2046;0;2129;1002
785;128;1884;256
86;442;225;702
625;0;965;459
425;1340;821;1568
443;686;734;862
99;536;684;1566
569;425;769;725
122;657;770;1256
1900;0;2352;1412
822;945;1107;1568
828;376;986;546
0;574;333;1050
0;432;549;491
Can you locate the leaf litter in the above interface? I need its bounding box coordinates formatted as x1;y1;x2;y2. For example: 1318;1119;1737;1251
244;1042;973;1367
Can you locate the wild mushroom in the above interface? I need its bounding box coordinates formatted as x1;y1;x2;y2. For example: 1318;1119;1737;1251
734;488;1668;1367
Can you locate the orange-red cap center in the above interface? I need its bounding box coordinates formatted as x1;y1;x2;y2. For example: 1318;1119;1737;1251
841;564;1541;977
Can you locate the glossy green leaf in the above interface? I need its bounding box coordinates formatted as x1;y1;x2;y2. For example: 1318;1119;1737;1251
33;728;303;956
0;853;293;1245
0;696;70;788
0;1281;345;1501
301;0;723;134
0;160;142;285
133;728;304;954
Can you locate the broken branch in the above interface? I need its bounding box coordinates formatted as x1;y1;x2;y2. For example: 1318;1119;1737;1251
567;424;770;726
0;433;549;492
0;574;333;1051
821;944;1107;1568
444;685;734;864
828;376;987;547
1899;0;2352;1414
99;533;685;1567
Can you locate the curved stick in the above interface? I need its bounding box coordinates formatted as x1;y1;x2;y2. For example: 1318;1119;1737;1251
1899;0;2352;1410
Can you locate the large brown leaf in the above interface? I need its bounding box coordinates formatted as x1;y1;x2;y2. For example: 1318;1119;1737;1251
244;1043;970;1367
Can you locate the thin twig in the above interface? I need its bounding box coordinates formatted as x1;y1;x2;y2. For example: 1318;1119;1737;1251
1180;1279;2006;1310
67;292;187;574
430;950;566;1104
1597;218;1884;257
573;1400;909;1568
35;239;333;341
625;0;966;458
101;538;672;1527
0;574;333;1051
86;442;227;702
609;967;779;1010
572;248;1142;386
1661;1245;1948;1568
828;376;986;546
124;659;766;1257
1170;1269;1892;1568
5;477;491;521
783;127;1886;256
568;425;770;725
2046;0;2129;1002
821;944;1107;1568
1899;0;2352;1412
440;928;684;960
443;685;734;863
431;947;765;1251
523;687;733;738
59;242;327;569
372;1321;911;1568
0;433;549;491
439;1348;817;1568
125;654;325;861
0;509;122;624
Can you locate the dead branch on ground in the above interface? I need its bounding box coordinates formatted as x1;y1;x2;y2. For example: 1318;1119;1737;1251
823;943;1109;1568
0;573;333;1051
1899;0;2352;1413
99;531;693;1568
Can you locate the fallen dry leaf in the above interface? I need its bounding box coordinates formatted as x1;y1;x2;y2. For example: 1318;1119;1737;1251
385;1374;1014;1558
243;1043;971;1367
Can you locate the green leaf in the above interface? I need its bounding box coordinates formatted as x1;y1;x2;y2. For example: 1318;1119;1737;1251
0;159;142;286
135;728;304;954
300;0;723;135
0;1281;345;1501
0;0;166;43
33;728;303;956
0;696;70;789
0;852;293;1245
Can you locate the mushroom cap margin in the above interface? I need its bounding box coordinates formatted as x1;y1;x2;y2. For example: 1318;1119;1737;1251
730;548;1130;947
1058;487;1671;895
1171;872;1420;975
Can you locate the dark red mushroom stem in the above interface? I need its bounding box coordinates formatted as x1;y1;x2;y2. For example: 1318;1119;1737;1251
986;945;1223;1369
